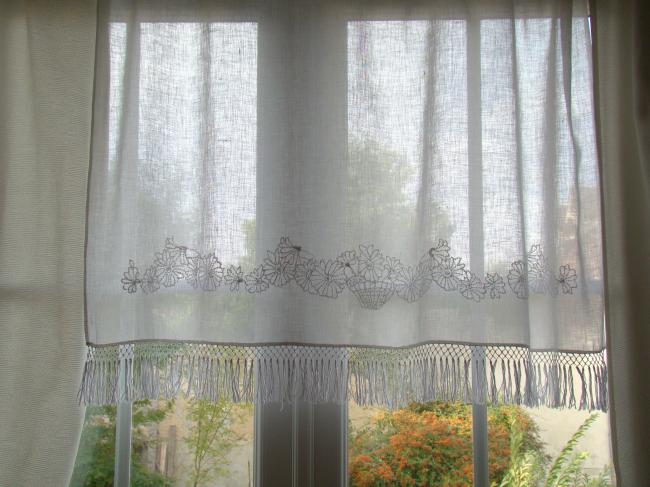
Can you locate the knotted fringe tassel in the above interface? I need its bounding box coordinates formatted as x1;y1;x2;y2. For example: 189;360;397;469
79;342;608;411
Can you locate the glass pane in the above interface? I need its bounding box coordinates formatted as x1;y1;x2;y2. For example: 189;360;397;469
130;398;254;486
108;21;258;259
70;405;117;486
349;400;475;485
347;19;468;252
349;400;607;486
487;406;615;486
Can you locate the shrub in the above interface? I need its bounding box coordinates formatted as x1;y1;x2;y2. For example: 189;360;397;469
349;402;544;487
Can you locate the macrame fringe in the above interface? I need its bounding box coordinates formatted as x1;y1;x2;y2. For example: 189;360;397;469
79;343;607;411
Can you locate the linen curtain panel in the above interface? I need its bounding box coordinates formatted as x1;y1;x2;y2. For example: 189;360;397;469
81;0;607;410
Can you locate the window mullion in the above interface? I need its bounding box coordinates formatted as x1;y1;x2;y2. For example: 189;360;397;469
339;380;349;486
255;1;348;484
114;352;132;487
472;347;490;487
467;5;490;486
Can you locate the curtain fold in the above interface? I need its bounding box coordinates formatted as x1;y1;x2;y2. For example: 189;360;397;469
592;0;650;484
81;0;608;410
0;1;96;485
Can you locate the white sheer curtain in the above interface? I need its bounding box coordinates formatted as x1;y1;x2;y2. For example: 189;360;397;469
81;0;607;410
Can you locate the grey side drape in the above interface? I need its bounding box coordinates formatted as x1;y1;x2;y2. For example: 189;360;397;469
592;0;650;485
0;1;95;485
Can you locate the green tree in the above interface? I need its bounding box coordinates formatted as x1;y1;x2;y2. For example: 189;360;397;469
70;400;174;487
497;413;611;487
183;398;250;487
347;138;454;244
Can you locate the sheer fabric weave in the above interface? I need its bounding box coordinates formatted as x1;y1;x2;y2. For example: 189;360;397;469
82;0;607;409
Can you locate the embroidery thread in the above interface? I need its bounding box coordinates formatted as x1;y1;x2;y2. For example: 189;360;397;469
121;238;578;309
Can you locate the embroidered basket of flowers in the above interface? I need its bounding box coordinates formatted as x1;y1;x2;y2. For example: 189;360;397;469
346;275;395;309
338;245;394;309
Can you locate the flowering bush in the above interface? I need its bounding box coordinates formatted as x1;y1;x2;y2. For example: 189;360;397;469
349;402;544;487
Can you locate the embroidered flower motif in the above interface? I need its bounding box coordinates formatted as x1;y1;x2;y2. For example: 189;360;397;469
198;253;223;291
245;265;269;293
164;237;199;272
295;259;318;294
140;266;160;294
164;237;183;264
278;237;313;268
262;249;292;287
121;260;140;293
185;257;201;289
154;248;185;287
484;272;506;299
358;245;385;281
459;271;486;302
529;265;555;294
277;237;300;265
395;264;433;303
508;260;528;299
187;255;223;291
557;265;578;294
179;247;200;273
383;256;404;279
527;244;544;263
311;259;346;298
337;250;359;279
122;238;579;304
224;265;245;291
428;239;450;266
528;254;556;295
432;257;465;291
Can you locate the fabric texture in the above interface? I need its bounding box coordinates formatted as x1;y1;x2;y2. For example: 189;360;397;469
81;0;607;410
592;0;650;484
0;1;96;486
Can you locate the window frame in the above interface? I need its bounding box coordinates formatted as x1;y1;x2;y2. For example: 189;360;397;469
110;356;490;486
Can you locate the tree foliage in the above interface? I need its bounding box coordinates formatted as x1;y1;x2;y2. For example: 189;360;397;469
183;398;250;487
497;413;611;487
70;400;174;487
347;139;454;243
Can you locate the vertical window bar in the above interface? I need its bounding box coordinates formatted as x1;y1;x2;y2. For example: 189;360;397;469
467;5;490;486
293;400;315;487
114;351;132;487
253;365;262;487
472;347;489;487
339;370;349;486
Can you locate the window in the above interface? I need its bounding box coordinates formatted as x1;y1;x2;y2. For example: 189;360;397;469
71;395;614;485
77;3;611;486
